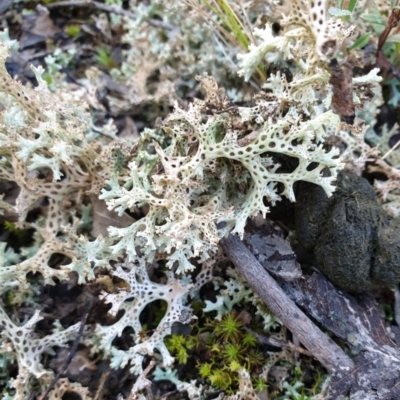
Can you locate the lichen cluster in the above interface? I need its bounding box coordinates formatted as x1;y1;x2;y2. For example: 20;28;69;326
0;0;399;398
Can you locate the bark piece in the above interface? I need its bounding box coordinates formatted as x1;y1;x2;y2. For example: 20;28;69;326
243;223;301;281
329;59;355;124
282;272;394;349
282;271;400;399
20;5;60;49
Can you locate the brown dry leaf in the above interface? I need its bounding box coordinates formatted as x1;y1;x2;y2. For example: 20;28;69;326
377;5;400;52
282;271;400;398
90;195;135;237
118;116;140;141
376;50;400;81
49;348;97;386
20;5;60;49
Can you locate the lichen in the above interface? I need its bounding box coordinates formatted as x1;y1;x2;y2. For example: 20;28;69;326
0;0;396;397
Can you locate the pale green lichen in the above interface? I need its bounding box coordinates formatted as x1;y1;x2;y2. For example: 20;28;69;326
0;0;395;397
102;74;343;274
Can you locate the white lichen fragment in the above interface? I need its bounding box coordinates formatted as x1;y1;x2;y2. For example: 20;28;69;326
103;74;343;273
0;306;81;399
96;258;193;374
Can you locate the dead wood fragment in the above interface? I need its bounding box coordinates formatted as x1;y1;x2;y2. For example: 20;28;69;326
282;272;395;350
220;234;355;373
243;223;301;281
329;58;355;124
232;221;400;398
282;271;400;399
93;369;110;400
375;1;400;82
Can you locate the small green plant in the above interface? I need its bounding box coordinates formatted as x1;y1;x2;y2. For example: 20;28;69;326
3;221;32;247
185;311;266;394
4;221;27;238
253;377;267;393
308;370;328;397
198;362;213;379
168;311;269;394
222;342;243;363
65;25;81;37
245;348;264;369
212;312;243;343
95;47;117;70
242;332;258;347
208;368;234;392
165;334;196;364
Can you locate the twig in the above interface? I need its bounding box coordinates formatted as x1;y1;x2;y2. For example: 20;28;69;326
45;0;176;30
128;360;156;400
244;326;312;356
237;131;260;147
287;341;312;357
93;369;110;400
382;137;400;160
145;18;177;31
244;326;287;348
220;234;355;373
39;303;91;400
239;0;254;43
377;0;400;54
159;390;178;400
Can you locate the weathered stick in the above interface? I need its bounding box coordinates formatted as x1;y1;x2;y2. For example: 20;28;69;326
220;234;355;372
39;303;91;400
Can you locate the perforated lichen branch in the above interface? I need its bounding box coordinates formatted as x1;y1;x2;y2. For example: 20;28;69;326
0;42;119;292
95;258;193;374
0;305;81;399
102;74;343;273
0;224;114;292
0;0;392;396
0;45;109;224
238;0;354;82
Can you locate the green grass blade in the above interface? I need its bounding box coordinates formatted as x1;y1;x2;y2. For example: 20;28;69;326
348;33;371;50
340;0;358;12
